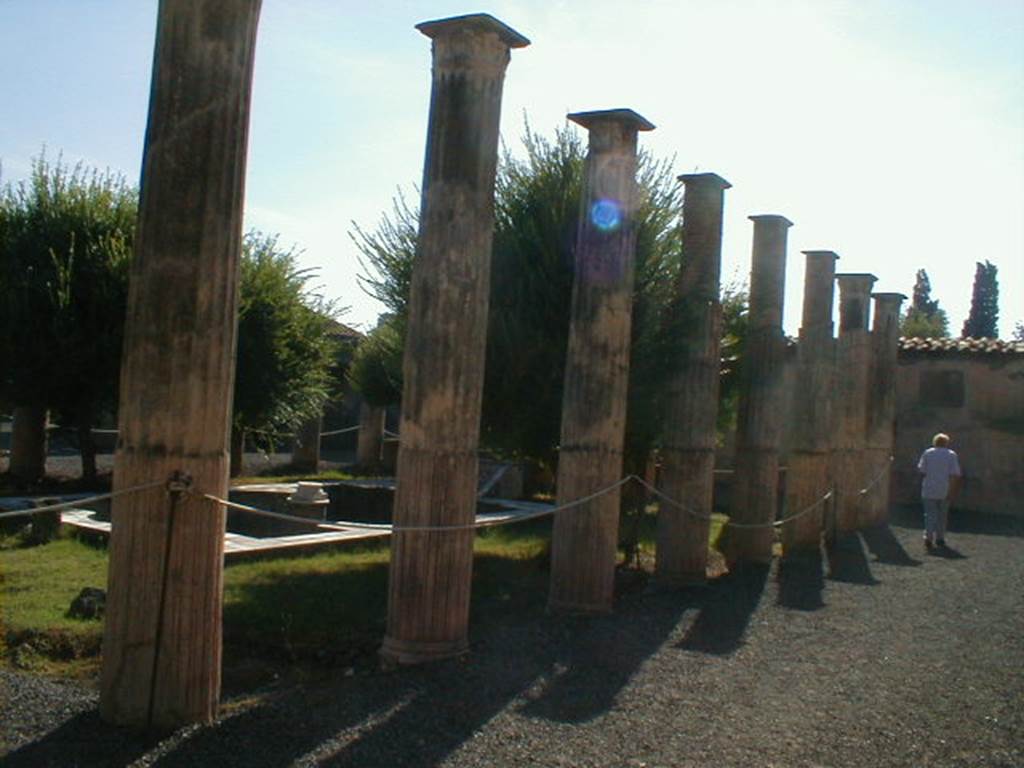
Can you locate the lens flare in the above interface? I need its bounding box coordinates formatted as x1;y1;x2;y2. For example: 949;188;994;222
590;199;622;232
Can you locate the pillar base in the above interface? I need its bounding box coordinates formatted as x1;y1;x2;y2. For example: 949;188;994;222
379;635;469;667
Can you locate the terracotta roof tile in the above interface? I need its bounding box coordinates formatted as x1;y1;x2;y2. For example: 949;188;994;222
898;337;1024;354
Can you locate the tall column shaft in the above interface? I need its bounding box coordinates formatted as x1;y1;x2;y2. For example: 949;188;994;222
832;273;877;535
291;415;322;472
863;292;905;526
100;0;261;729
382;14;528;664
726;215;791;565
549;109;654;613
781;251;838;556
356;403;385;466
656;173;730;586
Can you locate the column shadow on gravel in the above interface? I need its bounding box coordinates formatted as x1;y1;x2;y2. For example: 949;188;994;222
676;562;769;654
826;532;879;585
95;556;694;767
776;549;826;610
2;712;152;767
860;523;921;566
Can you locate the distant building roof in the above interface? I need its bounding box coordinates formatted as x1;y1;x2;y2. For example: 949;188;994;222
899;337;1024;355
325;318;364;340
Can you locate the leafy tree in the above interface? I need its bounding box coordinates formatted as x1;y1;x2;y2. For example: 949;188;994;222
0;154;136;483
346;314;404;407
1013;321;1024;342
352;123;699;473
900;268;949;338
961;260;999;339
231;232;341;475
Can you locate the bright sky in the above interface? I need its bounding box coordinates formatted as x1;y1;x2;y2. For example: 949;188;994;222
2;1;1021;337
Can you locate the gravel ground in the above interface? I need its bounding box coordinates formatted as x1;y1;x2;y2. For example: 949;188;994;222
2;509;1022;768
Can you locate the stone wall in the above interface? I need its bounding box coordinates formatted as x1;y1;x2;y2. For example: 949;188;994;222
891;347;1024;517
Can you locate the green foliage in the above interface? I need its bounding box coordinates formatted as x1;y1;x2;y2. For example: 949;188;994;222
900;268;949;338
717;281;750;435
233;232;341;440
0;153;136;482
353;122;693;468
346;315;404;407
961;260;999;339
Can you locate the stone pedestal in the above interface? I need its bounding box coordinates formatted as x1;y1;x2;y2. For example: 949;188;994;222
548;109;654;614
382;14;528;665
725;215;791;565
100;0;262;730
862;292;905;527
655;173;730;586
831;273;877;536
781;251;838;556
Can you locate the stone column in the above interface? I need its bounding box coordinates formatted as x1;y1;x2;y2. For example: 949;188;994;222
548;109;654;613
724;215;791;565
831;273;877;536
356;403;385;467
291;415;322;473
655;173;731;586
9;405;48;484
381;14;528;665
862;292;905;527
781;251;838;556
100;0;261;730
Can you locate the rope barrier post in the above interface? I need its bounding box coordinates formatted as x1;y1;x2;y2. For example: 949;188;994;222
830;273;877;540
655;172;730;587
723;214;792;567
380;14;529;667
99;0;261;731
781;251;838;558
862;293;905;527
549;108;654;614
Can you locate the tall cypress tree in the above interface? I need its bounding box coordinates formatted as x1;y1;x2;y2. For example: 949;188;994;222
961;260;999;339
900;268;949;338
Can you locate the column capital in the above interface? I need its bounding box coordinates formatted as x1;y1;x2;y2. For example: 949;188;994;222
568;108;655;132
417;13;530;48
801;250;839;261
678;172;731;190
749;213;793;228
871;292;907;302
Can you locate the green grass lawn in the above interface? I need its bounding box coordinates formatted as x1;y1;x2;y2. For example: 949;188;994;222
0;509;725;677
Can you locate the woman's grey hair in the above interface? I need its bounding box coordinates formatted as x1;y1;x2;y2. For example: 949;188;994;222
932;433;950;447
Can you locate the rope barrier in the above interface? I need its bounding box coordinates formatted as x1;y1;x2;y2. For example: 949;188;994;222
319;426;361;438
0;480;167;521
632;475;834;530
858;455;894;496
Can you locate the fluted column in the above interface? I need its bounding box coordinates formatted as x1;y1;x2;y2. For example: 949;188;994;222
781;251;838;556
831;273;877;535
862;292;905;527
655;172;730;586
100;0;262;729
548;109;654;613
725;215;791;565
381;14;528;665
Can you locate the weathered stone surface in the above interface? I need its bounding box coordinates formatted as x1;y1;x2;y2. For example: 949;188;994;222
656;172;730;586
356;404;385;467
69;587;107;620
291;415;322;473
781;251;838;556
724;215;791;565
831;273;877;537
100;0;262;730
548;109;652;614
382;14;527;665
862;292;905;526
